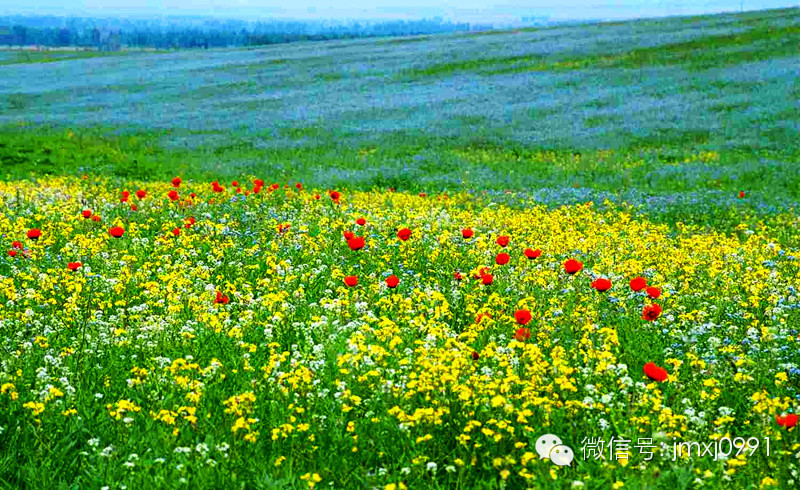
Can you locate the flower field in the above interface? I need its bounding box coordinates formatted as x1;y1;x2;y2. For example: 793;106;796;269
0;176;798;488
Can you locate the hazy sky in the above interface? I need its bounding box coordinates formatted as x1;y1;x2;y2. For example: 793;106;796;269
1;1;797;23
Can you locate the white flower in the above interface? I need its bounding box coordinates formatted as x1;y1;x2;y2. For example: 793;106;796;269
426;462;437;473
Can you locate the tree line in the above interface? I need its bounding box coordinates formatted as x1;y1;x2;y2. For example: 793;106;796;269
0;15;495;50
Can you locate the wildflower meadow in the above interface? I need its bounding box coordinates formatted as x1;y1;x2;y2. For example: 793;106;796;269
0;175;798;489
2;5;800;490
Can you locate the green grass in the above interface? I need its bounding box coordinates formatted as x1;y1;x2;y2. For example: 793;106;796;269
400;19;800;79
0;49;141;65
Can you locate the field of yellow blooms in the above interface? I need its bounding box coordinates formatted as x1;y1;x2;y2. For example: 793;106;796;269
0;176;799;489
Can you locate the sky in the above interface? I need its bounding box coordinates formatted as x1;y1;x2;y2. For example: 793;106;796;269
0;1;797;24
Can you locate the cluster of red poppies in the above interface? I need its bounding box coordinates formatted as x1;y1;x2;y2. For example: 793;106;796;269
509;306;671;383
6;240;26;258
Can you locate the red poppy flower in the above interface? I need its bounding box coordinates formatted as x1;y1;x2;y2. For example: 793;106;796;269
214;291;229;305
473;267;491;280
385;275;399;288
168;190;179;201
67;262;82;271
495;253;510;265
642;303;662;321
343;231;355;240
514;327;531;342
356;218;366;226
8;250;17;257
278;224;290;233
471;351;480;360
212;182;224;193
496;236;509;247
92;215;101;222
171;228;181;237
130;205;138;211
189;193;197;199
776;414;799;429
514;309;532;325
738;191;746;199
397;228;412;241
564;259;583;274
524;248;541;259
254;179;265;188
481;273;493;285
108;226;125;238
348;237;365;251
630;277;647;292
646;287;661;299
462;228;474;239
231;181;239;188
475;312;492;324
643;362;669;382
121;191;130;199
295;182;303;190
135;189;146;199
172;177;182;188
591;278;612;292
314;194;321;200
253;186;262;195
454;271;463;281
418;192;427;198
12;241;22;249
82;209;92;219
344;275;358;287
27;229;41;240
330;191;341;202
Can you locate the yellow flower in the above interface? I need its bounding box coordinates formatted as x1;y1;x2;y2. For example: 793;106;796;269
760;477;779;488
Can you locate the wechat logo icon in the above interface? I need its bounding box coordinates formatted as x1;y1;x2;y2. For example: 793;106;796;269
536;434;574;466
